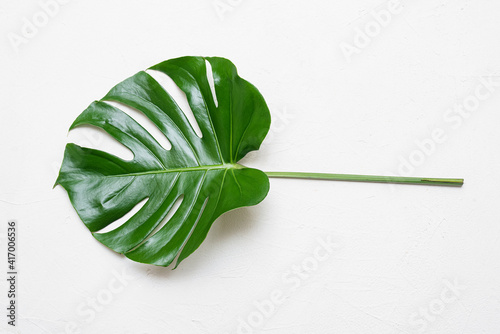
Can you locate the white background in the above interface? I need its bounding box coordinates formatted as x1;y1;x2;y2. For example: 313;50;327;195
1;0;500;333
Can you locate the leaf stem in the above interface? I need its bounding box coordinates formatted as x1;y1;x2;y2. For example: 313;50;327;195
264;171;464;187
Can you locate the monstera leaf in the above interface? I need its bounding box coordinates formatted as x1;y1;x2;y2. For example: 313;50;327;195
57;56;463;268
56;56;271;267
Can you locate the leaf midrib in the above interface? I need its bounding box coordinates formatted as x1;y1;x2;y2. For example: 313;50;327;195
101;163;241;178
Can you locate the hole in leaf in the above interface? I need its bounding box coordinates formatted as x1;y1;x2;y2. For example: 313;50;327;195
97;197;149;234
146;69;203;138
104;101;172;151
127;195;185;252
205;59;218;108
68;125;134;161
148;194;184;239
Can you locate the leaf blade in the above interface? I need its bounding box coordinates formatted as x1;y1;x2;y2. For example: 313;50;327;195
56;56;271;267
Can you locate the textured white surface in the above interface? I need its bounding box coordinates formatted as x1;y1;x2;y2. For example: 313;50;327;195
1;0;500;333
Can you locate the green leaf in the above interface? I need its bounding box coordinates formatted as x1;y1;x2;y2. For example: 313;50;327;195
56;56;271;267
